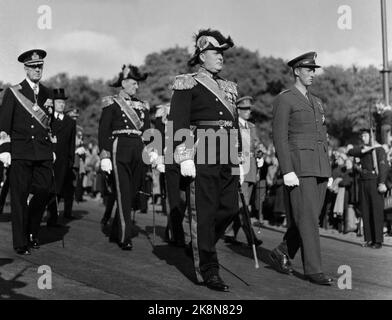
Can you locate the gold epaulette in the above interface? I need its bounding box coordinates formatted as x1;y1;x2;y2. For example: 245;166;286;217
155;103;170;118
172;73;198;90
102;95;114;108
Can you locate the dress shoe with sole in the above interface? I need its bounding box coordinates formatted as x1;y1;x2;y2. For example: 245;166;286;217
306;273;333;286
204;275;229;292
371;242;382;249
119;242;133;251
28;234;40;249
15;246;31;255
362;241;374;248
224;236;242;246
269;248;293;274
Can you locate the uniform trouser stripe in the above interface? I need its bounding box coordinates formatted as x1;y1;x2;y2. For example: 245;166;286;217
112;137;126;243
187;180;203;283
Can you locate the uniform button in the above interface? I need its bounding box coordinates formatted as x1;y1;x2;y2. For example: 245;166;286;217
31;136;35;139
31;125;34;128
215;98;219;102
122;114;125;117
219;111;223;115
124;120;128;123
126;126;129;129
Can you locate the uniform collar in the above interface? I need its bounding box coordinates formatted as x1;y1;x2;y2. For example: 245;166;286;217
54;111;64;120
239;117;247;127
25;77;40;94
198;67;219;79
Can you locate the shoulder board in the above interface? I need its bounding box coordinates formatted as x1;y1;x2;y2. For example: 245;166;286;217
172;73;197;90
279;89;290;95
102;95;114;108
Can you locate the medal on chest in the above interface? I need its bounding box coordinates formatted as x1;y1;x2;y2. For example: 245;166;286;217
32;103;39;112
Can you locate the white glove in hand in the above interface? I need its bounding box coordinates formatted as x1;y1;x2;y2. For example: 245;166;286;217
180;160;196;178
100;158;112;174
283;172;299;187
239;164;245;185
0;152;11;167
256;158;264;168
149;151;159;166
53;152;56;163
378;183;387;193
75;147;85;155
327;177;333;188
156;164;165;173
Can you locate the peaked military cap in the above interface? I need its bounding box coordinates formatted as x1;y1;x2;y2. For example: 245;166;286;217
236;96;254;109
18;49;46;66
110;64;148;87
287;51;321;69
188;28;234;66
53;88;68;100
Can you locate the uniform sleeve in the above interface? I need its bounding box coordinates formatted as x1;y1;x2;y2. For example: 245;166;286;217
272;95;293;174
167;89;193;163
347;146;363;158
98;105;113;159
376;147;389;184
0;88;14;154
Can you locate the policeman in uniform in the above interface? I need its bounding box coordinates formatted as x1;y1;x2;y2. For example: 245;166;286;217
270;52;333;285
0;49;55;254
98;64;158;250
168;29;241;292
224;96;263;247
347;129;388;248
46;88;76;226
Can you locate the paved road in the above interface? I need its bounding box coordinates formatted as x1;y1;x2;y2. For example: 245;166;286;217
0;198;391;300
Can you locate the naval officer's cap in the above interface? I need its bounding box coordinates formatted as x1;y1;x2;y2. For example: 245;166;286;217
236;96;254;110
18;49;46;66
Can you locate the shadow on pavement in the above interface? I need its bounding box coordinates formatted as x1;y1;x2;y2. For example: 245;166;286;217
0;259;38;300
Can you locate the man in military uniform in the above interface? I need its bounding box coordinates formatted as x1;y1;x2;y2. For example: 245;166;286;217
98;64;158;250
168;29;241;292
224;96;262;247
0;49;55;255
270;52;333;285
46;88;76;226
347;129;388;248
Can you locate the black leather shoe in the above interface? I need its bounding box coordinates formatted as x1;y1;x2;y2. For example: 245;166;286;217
204;275;229;292
371;242;382;249
269;248;293;274
306;273;333;286
100;217;109;226
28;234;40;249
362;241;374;248
15;246;31;255
119;241;133;251
224;236;242;246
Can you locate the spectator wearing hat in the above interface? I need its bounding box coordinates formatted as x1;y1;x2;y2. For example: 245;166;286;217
224;96;262;247
347;129;388;248
0;49;55;255
269;52;333;285
168;28;240;292
46;88;77;226
98;64;157;251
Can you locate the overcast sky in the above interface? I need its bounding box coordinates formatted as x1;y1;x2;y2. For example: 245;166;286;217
0;0;390;83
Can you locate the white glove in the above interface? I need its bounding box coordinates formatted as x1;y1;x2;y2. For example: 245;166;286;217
75;147;85;155
283;172;299;187
256;158;264;168
327;177;333;188
100;158;112;174
180;160;196;178
156;163;165;173
239;164;245;185
149;151;159;166
0;152;11;167
53;152;56;163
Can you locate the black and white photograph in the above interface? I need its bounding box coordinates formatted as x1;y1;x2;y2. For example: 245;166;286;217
0;0;391;307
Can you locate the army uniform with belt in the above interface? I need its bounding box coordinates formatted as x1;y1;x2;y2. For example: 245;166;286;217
0;49;55;255
168;29;241;292
347;130;388;248
270;52;333;285
98;64;156;250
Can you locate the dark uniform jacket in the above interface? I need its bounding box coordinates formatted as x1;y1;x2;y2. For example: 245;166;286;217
347;146;388;184
272;85;331;177
239;119;258;183
52;114;76;190
0;80;54;160
98;92;151;159
168;69;240;165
